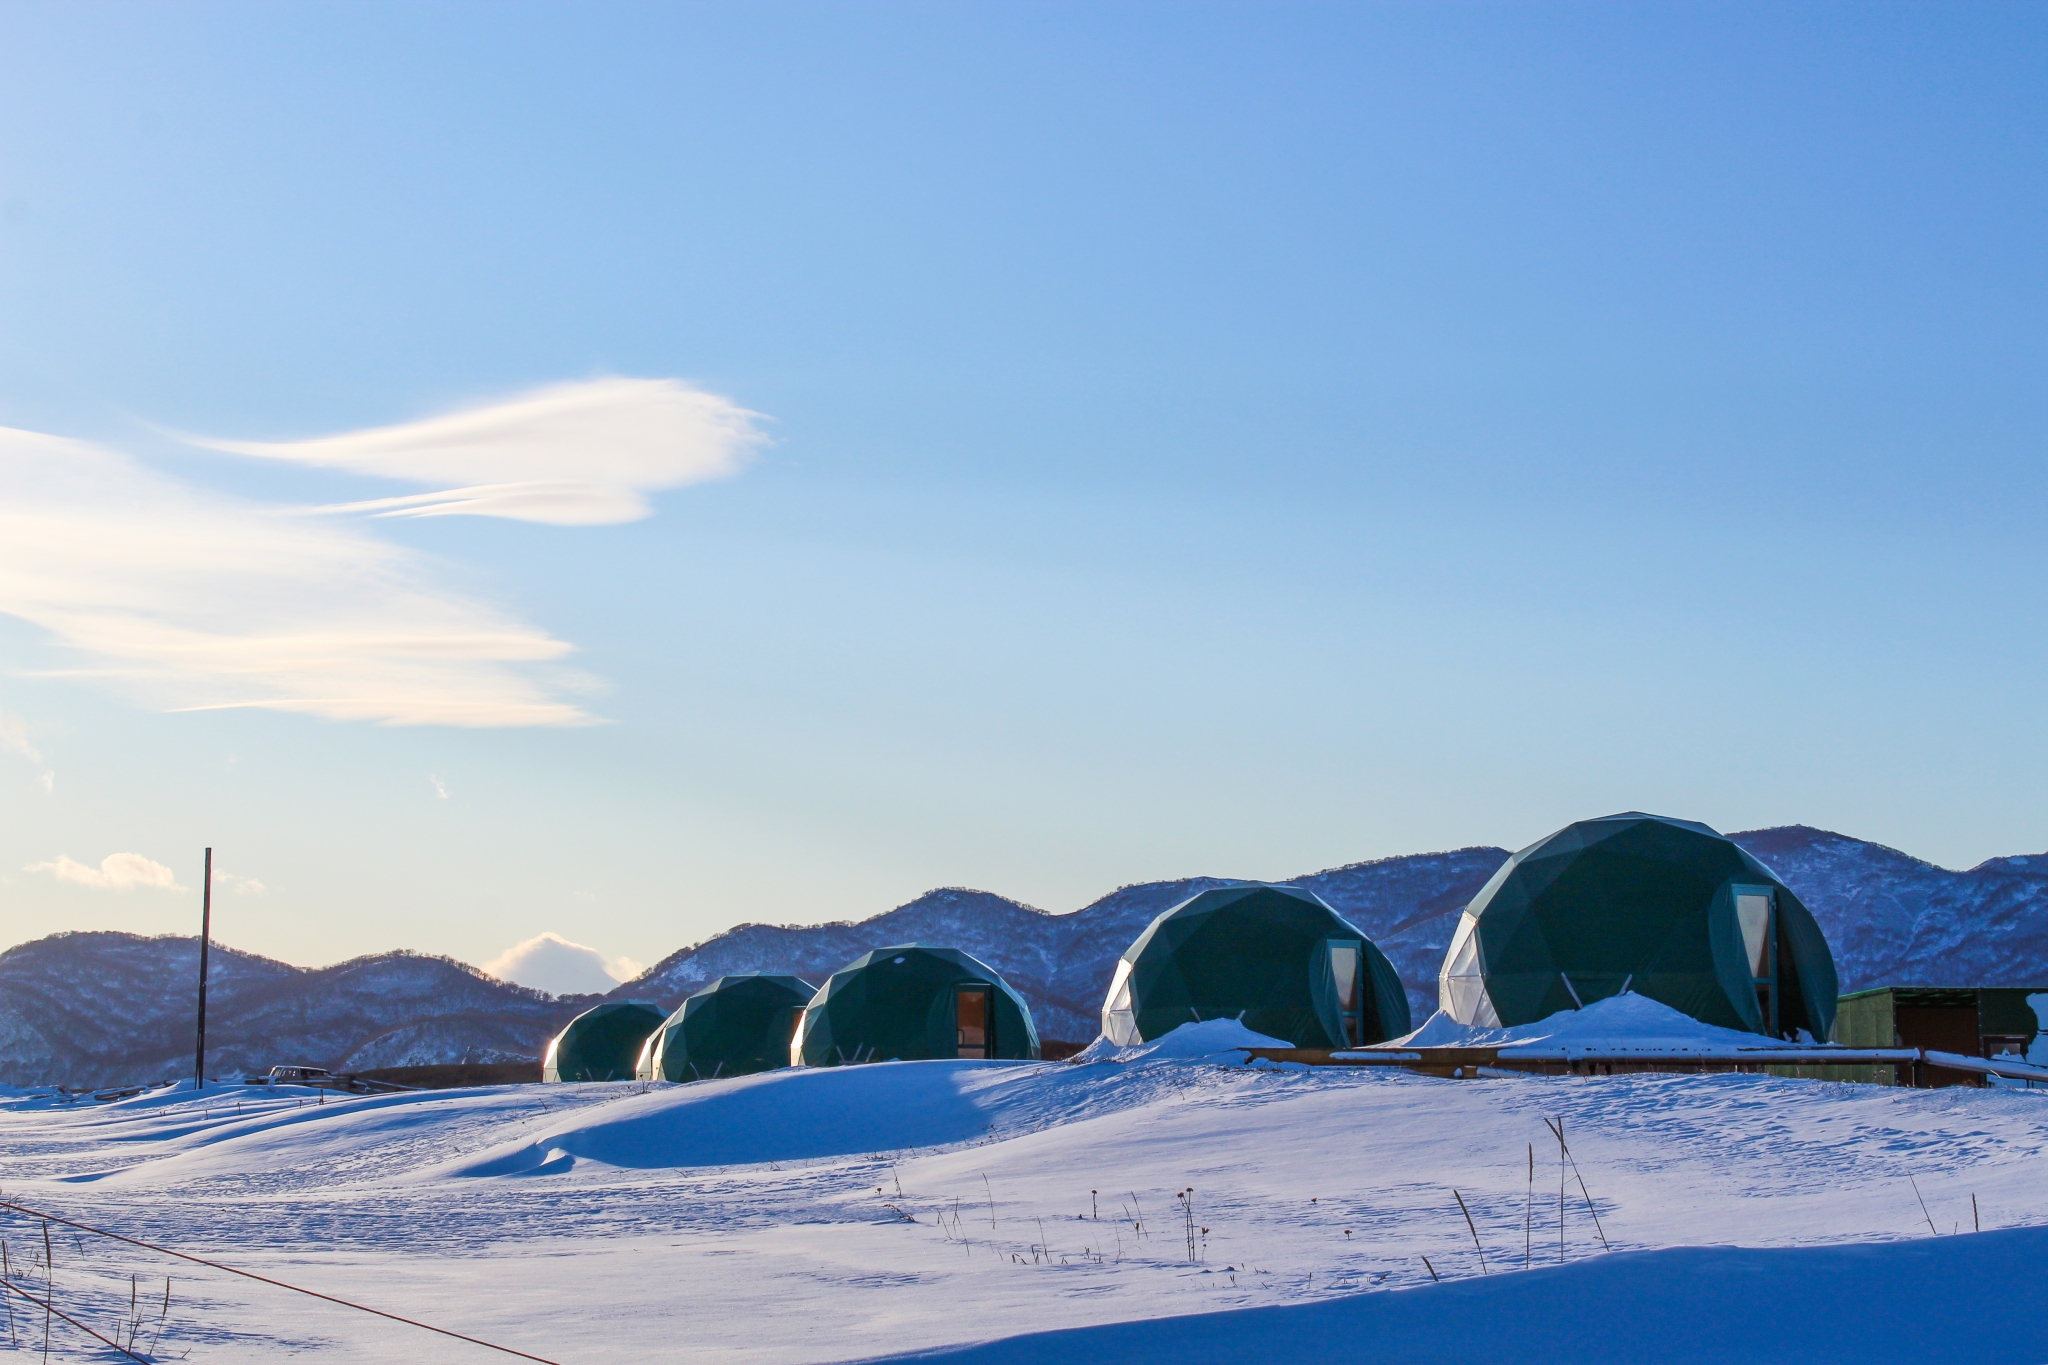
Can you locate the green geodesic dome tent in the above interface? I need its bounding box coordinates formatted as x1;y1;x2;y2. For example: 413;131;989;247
1099;884;1411;1048
542;1000;666;1082
793;945;1039;1065
1438;812;1838;1039
636;975;813;1081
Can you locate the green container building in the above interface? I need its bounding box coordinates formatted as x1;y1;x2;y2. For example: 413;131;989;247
636;974;813;1081
1439;813;1839;1040
1099;884;1411;1049
794;945;1039;1065
1830;986;2047;1087
542;1000;666;1082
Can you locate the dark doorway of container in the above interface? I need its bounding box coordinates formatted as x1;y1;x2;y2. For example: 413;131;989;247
956;985;994;1059
1896;1001;1984;1087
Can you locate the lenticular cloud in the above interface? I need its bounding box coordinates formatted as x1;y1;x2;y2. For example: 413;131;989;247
194;377;765;526
483;932;624;996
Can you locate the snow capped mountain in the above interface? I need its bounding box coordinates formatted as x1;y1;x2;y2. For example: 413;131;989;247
1734;826;2048;991
625;848;1516;1046
569;825;2048;1042
3;825;2041;1087
0;932;582;1088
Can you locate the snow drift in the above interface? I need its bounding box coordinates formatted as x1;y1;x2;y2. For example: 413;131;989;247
1386;992;1812;1053
0;1039;2041;1363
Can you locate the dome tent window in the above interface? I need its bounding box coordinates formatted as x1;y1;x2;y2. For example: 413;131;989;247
1733;885;1777;1034
793;944;1039;1065
1097;884;1410;1049
1326;941;1363;1046
1435;813;1838;1040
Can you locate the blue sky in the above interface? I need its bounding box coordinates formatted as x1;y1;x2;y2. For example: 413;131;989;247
1;2;2043;988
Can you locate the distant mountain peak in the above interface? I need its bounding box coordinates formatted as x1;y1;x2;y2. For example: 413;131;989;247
1734;825;1948;874
4;823;2041;1088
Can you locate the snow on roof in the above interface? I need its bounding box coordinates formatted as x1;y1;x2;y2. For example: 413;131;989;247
1072;1018;1293;1063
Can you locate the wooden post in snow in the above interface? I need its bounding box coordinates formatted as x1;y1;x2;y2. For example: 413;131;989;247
194;848;212;1091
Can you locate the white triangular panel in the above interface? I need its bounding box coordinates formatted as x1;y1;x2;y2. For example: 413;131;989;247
1438;911;1501;1027
1101;959;1140;1046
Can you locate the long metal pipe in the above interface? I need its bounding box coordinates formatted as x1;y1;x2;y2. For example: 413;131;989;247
1922;1049;2048;1083
1485;1047;1918;1065
1280;1045;2048;1082
1323;1047;1918;1065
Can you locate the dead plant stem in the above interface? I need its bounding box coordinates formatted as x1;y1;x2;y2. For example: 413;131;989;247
1909;1176;1938;1236
1452;1190;1488;1274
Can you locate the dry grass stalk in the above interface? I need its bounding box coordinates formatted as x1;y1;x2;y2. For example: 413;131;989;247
1452;1189;1488;1274
1524;1142;1534;1269
1543;1117;1610;1251
1910;1175;1939;1236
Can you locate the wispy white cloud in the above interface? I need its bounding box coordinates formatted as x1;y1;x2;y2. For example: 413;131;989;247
1;711;56;792
1;378;758;726
26;851;185;891
0;425;595;726
216;868;266;894
193;378;764;526
429;774;450;799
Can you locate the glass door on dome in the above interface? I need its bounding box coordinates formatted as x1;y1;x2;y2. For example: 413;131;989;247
956;985;994;1058
1733;886;1777;1035
1328;942;1363;1046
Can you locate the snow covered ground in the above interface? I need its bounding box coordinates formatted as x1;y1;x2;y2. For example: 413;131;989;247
0;1041;2042;1362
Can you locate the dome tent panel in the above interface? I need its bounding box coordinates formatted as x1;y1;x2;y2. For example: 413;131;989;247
636;975;812;1082
1437;813;1837;1040
1774;882;1840;1043
1101;884;1410;1049
1440;912;1498;1027
794;945;1038;1065
543;1000;666;1083
1361;936;1409;1040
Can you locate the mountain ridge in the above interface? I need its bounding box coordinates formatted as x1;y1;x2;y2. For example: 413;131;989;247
2;824;2041;1087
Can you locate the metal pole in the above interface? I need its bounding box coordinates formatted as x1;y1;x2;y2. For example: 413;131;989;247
193;848;212;1091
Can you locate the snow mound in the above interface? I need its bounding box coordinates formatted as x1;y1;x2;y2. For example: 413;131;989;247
879;1227;2048;1365
430;1058;1171;1176
1382;993;1806;1054
1073;1019;1292;1064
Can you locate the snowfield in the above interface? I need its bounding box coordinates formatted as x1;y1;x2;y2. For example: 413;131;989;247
0;1044;2043;1362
